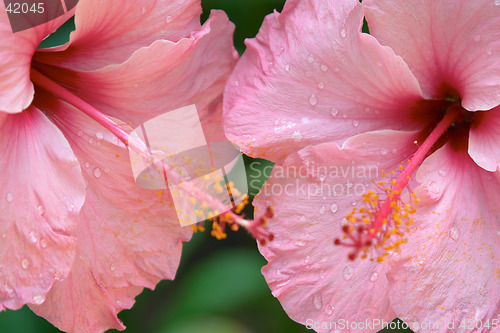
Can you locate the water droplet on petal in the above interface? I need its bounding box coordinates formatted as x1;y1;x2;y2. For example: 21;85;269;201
96;132;104;140
325;304;335;315
449;227;459;241
37;205;45;215
285;64;290;72
370;272;379;282
312;295;323;310
495;0;500;5
110;264;116;272
28;231;37;243
141;6;146;14
165;15;173;23
77;130;84;137
351;201;357;206
352;120;359;127
342;265;354;281
340;26;347;38
304;255;311;264
40;239;48;248
93;168;102;178
331;108;339;117
380;148;388;155
318;81;325;89
305;71;313;78
6;193;13;202
438;169;447;177
88;138;94;144
307;54;314;63
32;294;45;305
330;203;338;213
391;148;398;154
334;67;340;73
487;48;493;55
21;258;30;269
295;240;306;247
85;162;90;168
319;206;325;214
320;64;328;72
309;94;318;106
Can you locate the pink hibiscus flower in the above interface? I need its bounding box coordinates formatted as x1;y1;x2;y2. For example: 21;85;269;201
1;0;238;331
223;0;500;331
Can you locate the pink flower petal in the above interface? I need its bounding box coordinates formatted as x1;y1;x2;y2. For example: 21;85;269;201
0;107;85;310
254;130;419;331
34;0;203;70
387;144;500;330
33;10;237;126
364;0;500;111
30;101;191;332
223;0;422;164
469;107;500;172
0;9;72;113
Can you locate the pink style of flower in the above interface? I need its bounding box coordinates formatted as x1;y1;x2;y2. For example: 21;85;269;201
0;0;237;332
223;0;500;331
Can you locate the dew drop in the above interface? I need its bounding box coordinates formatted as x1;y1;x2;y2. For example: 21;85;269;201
319;174;326;181
307;54;314;63
28;231;37;243
370;272;379;282
88;138;94;144
340;26;347;38
93;168;102;178
305;71;313;78
312;295;323;310
77;130;84;137
318;81;325;89
304;255;311;264
487;48;493;55
141;6;146;14
21;258;30;269
391;148;398;154
40;239;48;249
110;264;116;272
32;294;45;305
330;203;338;213
438;169;447;177
319;206;326;214
495;0;500;5
295;240;306;247
343;265;354;281
85;162;90;168
96;132;104;140
285;64;290;72
352;120;359;127
37;205;45;216
320;64;328;72
309;94;318;106
325;304;335;315
334;67;340;73
6;193;13;203
330;108;339;117
380;148;388;155
449;227;459;241
165;15;173;23
351;201;357;206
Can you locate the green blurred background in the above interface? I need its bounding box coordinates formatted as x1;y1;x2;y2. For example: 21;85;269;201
1;1;414;332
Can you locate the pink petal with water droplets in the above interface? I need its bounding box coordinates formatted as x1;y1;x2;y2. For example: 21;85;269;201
223;0;422;164
0;107;85;310
0;7;73;113
34;0;202;70
387;144;500;331
364;0;500;111
469;107;500;172
30;98;191;333
254;130;418;332
33;11;237;127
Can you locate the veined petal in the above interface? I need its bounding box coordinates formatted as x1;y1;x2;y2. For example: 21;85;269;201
469;107;500;172
223;0;422;164
387;144;500;331
364;0;500;111
34;0;202;71
254;130;418;332
0;107;85;310
33;10;237;126
30;96;191;333
0;6;73;113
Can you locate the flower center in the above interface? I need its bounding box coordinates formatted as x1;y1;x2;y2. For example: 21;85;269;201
335;104;464;261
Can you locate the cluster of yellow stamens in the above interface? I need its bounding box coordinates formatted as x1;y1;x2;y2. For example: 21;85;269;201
335;164;420;262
